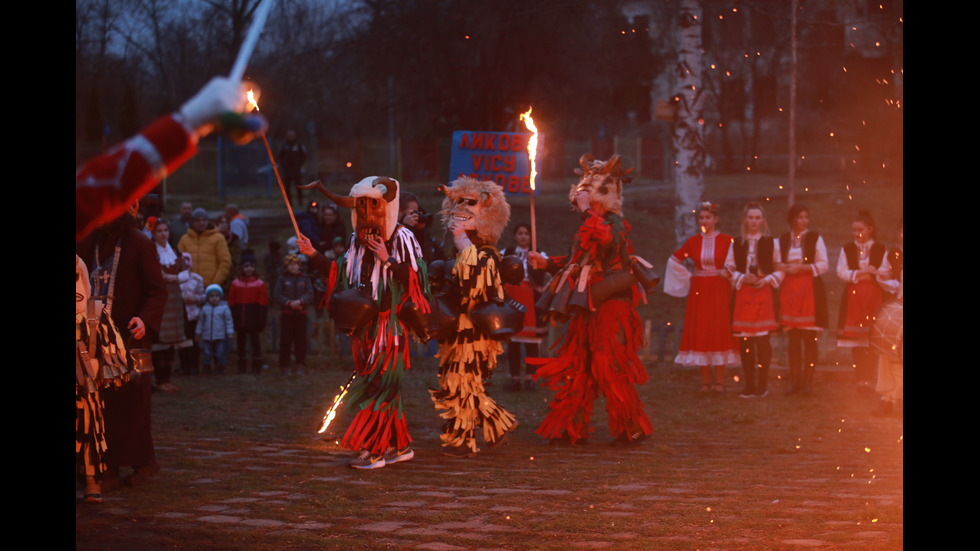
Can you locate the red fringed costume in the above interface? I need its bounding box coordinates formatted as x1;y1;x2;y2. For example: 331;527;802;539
531;155;652;445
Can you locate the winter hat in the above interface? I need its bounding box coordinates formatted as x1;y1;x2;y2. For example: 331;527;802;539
241;251;257;267
206;284;223;298
192;208;209;221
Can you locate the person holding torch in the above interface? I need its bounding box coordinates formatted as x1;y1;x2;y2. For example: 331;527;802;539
76;77;267;241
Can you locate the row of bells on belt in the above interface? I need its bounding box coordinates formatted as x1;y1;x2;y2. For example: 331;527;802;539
327;256;529;342
536;258;660;323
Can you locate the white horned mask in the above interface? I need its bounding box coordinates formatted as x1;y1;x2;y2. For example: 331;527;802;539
313;176;400;245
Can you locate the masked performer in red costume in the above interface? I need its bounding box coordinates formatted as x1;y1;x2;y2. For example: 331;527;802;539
430;177;519;458
528;155;653;446
76;77;266;241
298;177;430;469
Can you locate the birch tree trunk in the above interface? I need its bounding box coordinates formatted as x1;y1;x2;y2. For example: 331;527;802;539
673;0;705;247
788;0;798;207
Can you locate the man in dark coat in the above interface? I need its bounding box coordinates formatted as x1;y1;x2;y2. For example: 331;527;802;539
77;210;168;488
277;130;308;207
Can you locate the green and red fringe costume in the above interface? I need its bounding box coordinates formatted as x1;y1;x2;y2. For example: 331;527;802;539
530;210;653;444
314;226;430;456
430;244;518;454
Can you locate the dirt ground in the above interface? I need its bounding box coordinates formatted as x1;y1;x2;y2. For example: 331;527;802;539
76;356;903;551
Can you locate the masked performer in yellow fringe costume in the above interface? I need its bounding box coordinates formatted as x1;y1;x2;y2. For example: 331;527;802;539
299;176;430;470
76;254;130;503
431;177;519;458
528;154;653;446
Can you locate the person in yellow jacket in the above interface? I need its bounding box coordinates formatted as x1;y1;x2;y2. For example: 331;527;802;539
178;208;232;289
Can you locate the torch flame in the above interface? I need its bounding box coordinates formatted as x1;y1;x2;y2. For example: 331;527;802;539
247;89;260;112
520;107;538;191
317;374;356;434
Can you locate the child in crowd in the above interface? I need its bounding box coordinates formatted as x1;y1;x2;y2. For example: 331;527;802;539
178;252;206;375
327;235;348;261
196;284;235;375
273;254;313;375
228;252;269;374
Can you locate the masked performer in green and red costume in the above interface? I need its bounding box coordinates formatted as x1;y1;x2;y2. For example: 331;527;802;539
299;176;430;469
528;154;653;446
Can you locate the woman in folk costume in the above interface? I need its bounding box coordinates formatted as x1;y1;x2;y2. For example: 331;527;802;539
149;218;190;392
723;202;780;398
298;177;430;470
430;176;519;458
774;204;829;395
501;223;549;391
528;154;653;446
835;209;899;392
664;201;739;393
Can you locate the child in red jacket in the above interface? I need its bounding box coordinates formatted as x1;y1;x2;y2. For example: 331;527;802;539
228;252;269;374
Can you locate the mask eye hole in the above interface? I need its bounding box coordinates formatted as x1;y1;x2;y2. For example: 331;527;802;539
457;197;477;207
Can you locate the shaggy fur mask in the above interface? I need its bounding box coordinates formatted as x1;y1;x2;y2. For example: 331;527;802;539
570;154;634;216
439;176;511;247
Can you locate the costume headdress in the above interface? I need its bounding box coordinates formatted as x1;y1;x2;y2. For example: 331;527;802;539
304;176;400;243
570;154;633;215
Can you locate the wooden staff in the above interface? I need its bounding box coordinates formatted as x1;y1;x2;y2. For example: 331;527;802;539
259;131;301;237
247;92;301;237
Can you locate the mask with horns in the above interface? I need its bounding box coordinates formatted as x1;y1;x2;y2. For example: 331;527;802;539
570;154;633;216
304;176;400;245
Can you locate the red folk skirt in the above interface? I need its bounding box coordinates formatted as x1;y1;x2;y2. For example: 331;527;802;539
779;272;817;329
838;279;884;347
503;280;540;342
732;284;778;336
675;275;738;366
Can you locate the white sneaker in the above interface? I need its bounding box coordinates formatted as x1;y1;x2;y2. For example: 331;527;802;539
382;446;414;464
349;449;385;469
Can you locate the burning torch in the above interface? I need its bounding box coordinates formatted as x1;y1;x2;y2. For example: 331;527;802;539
520;107;540;252
318;372;357;435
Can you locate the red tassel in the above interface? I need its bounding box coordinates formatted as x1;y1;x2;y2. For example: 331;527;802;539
321;262;339;311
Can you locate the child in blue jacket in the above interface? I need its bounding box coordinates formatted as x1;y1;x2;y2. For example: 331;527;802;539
196;284;235;374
